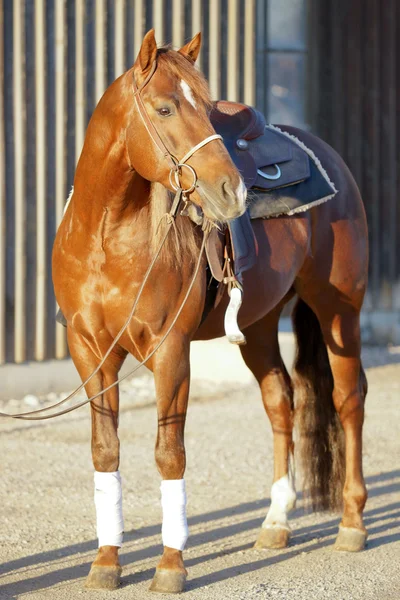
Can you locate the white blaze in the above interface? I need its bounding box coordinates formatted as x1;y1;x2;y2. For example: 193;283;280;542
180;80;197;109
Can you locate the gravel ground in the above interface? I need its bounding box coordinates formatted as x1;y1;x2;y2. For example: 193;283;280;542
0;341;399;600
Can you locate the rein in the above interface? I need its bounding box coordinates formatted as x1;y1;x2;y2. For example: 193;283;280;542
0;58;220;421
1;189;209;420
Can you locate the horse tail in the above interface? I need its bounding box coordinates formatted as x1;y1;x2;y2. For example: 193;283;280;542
292;298;345;511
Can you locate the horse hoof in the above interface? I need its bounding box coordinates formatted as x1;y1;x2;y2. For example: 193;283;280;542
149;569;187;594
334;526;367;552
85;565;122;590
254;527;290;549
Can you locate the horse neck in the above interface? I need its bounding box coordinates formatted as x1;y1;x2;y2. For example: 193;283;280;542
71;76;145;225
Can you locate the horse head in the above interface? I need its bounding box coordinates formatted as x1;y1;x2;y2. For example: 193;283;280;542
126;30;247;223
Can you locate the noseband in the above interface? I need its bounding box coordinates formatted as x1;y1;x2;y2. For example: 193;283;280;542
132;60;222;194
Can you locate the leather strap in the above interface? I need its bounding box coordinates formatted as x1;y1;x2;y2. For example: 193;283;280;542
179;134;222;165
133;62;178;170
132;61;222;178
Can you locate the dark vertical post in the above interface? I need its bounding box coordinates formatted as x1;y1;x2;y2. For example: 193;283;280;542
308;0;399;314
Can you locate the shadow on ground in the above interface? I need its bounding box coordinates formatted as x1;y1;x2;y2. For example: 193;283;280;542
0;469;399;597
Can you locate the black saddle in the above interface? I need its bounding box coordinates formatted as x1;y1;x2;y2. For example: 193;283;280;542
210;100;310;191
204;100;337;292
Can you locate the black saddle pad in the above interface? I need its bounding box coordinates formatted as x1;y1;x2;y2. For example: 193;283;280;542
226;125;337;285
247;125;337;219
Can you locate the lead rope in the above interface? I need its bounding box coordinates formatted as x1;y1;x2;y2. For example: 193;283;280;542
1;190;208;420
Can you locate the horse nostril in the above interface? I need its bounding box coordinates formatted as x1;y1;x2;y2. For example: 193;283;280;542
220;177;247;210
221;178;237;203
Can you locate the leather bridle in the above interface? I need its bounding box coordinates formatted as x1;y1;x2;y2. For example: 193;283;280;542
132;60;222;194
0;57;222;421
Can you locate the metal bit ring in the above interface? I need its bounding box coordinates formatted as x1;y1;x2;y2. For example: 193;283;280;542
169;163;197;194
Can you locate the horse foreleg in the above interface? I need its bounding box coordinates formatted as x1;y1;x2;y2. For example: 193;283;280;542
240;311;296;549
149;336;190;594
67;329;125;590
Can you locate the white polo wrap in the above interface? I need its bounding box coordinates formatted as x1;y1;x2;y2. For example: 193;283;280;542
263;473;297;530
161;479;188;551
94;470;124;548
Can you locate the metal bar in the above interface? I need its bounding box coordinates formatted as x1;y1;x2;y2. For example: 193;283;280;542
396;0;400;309
75;0;85;162
362;0;380;310
0;0;5;364
35;0;47;361
13;0;26;363
227;0;239;101
95;0;106;103
309;0;332;141
172;0;184;48
258;0;269;115
306;0;318;133
55;0;67;359
209;0;220;99
115;0;125;77
380;0;397;309
345;0;362;188
191;0;202;70
134;0;145;59
243;0;255;106
153;0;165;44
330;1;345;155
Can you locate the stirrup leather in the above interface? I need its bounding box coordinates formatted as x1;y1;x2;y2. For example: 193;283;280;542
222;247;246;345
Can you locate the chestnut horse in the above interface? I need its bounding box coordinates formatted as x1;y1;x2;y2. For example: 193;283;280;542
52;30;368;593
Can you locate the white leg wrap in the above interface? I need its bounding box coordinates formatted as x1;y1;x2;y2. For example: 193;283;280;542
161;479;188;551
224;287;246;345
263;473;297;531
94;471;124;548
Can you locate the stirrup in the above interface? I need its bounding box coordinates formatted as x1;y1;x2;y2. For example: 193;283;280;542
224;287;246;345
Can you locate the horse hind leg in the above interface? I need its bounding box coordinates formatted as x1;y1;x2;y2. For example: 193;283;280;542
240;308;297;549
292;298;368;552
325;311;368;551
67;328;126;590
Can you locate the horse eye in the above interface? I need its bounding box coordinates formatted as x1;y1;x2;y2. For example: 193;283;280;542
157;107;172;117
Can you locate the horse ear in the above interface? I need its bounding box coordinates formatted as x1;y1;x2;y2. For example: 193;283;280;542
137;29;158;73
178;32;202;63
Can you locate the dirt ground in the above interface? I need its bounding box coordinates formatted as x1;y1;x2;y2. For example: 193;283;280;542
0;342;399;600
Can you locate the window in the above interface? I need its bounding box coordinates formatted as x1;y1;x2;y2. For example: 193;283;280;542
256;0;308;128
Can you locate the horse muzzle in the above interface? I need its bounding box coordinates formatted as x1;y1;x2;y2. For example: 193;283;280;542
196;177;247;223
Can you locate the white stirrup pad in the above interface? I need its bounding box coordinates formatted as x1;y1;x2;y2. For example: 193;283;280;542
224;287;246;345
161;479;188;551
94;471;124;548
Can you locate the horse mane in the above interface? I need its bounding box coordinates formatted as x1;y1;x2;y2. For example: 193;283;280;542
149;183;202;268
149;48;211;267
